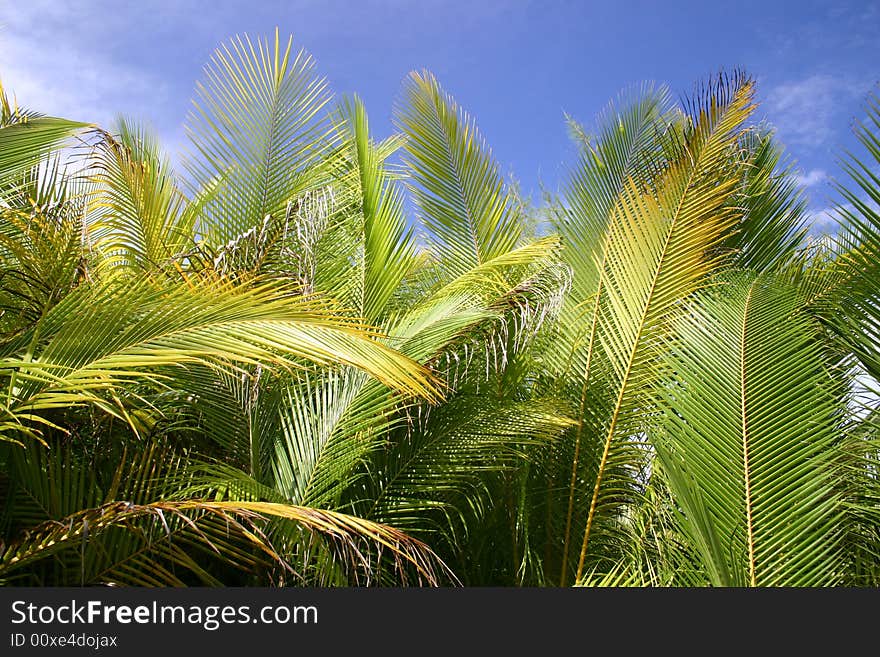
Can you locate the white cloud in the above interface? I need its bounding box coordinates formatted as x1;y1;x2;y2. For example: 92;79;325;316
765;75;867;149
805;205;842;231
794;168;827;188
0;3;172;129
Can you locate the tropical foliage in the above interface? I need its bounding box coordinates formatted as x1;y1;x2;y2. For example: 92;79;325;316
1;31;878;586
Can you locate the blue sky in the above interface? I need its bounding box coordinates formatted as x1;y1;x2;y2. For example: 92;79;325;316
1;0;878;228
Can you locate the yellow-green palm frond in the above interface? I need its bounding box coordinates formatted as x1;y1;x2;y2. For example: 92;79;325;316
396;71;523;279
89;119;197;275
567;74;756;583
0;275;441;446
183;29;334;247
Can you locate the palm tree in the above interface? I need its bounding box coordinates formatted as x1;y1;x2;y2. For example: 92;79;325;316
1;30;877;587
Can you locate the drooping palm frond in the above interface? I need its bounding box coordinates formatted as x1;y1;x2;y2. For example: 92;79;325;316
0;434;454;586
177;230;566;545
0;439;237;586
654;273;846;586
0;495;451;586
0;275;440;446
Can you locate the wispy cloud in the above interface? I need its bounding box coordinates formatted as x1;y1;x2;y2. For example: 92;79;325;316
794;168;828;188
805;205;841;231
0;2;173;130
765;75;868;149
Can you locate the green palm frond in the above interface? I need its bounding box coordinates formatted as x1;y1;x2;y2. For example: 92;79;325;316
828;89;880;381
655;273;846;586
549;85;678;581
726;129;809;271
0;114;89;184
272;368;373;506
89;119;197;274
336;96;417;321
569;74;756;583
557;83;676;303
0;275;440;445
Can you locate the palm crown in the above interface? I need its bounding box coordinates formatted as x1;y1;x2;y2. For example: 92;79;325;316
1;31;878;587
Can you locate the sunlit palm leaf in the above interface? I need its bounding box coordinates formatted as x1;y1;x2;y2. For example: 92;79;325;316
0;276;440;445
551;85;677;580
183;29;333;246
397;71;522;278
0;113;88;183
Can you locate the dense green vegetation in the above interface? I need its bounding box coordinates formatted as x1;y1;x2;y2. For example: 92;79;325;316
1;32;878;586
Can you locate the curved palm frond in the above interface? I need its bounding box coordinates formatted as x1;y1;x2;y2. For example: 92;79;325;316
0;275;441;446
0;499;450;585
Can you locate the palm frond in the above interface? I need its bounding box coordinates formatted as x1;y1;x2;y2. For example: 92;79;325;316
0;498;451;585
570;74;756;582
655;273;846;586
0;100;88;183
0;276;440;445
726;128;809;271
89;120;197;274
336;96;417;321
396;71;522;278
828;88;880;381
183;29;334;247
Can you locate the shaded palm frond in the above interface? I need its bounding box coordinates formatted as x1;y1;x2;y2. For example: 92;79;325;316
654;273;846;586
